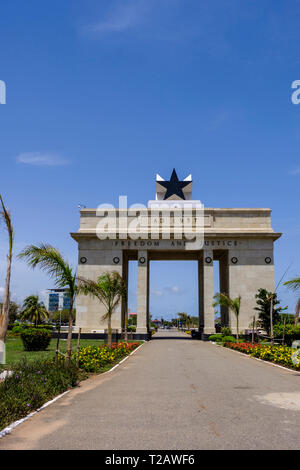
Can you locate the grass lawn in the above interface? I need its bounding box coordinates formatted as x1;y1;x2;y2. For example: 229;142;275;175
1;336;143;372
3;337;106;368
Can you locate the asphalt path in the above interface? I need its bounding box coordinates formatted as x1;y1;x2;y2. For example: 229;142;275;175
1;329;300;450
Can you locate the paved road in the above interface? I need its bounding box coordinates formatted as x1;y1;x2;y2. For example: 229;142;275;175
1;330;300;450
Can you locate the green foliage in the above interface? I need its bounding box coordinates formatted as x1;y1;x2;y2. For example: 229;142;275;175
222;335;236;343
208;334;223;342
21;295;49;325
11;325;25;335
127;325;136;332
0;358;80;430
34;324;53;331
254;288;282;334
177;312;192;328
221;327;232;337
18;244;76;295
77;272;127;322
279;313;297;324
213;293;241;339
21;328;52;351
77;272;127;348
273;324;300;346
128;315;137;326
50;309;76;324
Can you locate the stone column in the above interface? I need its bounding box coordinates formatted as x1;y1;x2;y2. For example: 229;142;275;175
198;256;204;332
121;252;129;334
227;244;275;334
219;251;229;327
137;250;149;335
202;250;215;335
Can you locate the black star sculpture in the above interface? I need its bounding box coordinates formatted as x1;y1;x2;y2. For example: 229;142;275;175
158;169;190;200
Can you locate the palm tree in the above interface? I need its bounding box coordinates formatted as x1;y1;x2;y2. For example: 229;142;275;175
21;295;49;325
283;277;300;325
213;293;241;340
178;312;188;329
77;272;127;348
0;195;13;364
18;244;76;365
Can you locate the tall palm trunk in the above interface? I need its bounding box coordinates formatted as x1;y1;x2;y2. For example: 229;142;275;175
236;314;239;341
65;296;74;366
0;194;13;364
295;299;300;327
0;251;12;363
107;311;112;348
124;306;128;341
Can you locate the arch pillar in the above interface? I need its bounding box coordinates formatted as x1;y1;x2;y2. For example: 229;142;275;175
199;250;215;336
136;250;149;335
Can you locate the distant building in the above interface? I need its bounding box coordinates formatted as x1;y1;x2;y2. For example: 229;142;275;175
47;289;71;312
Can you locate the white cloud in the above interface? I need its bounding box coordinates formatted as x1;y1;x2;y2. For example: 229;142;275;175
151;289;163;297
151;285;183;297
86;1;148;34
16;152;69;167
165;285;182;294
290;168;300;175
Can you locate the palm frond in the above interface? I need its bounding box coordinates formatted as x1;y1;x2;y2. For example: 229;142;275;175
283;277;300;291
213;293;241;317
77;276;110;310
77;272;126;321
18;243;76;293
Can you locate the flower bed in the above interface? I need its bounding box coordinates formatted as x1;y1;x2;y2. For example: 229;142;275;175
73;342;140;373
0;358;80;431
224;342;259;353
224;342;300;370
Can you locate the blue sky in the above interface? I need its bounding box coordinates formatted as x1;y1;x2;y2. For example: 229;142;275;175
0;0;299;319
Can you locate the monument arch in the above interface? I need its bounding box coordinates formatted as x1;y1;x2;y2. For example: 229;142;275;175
71;170;281;340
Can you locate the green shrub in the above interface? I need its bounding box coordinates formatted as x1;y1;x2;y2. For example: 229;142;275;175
34;324;53;331
222;335;236;343
208;334;223;342
11;325;26;335
221;327;232;337
273;324;300;346
21;328;52;351
0;358;80;430
127;325;136;332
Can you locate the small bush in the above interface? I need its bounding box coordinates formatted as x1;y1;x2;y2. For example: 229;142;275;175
222;335;236;343
0;358;80;430
208;334;223;342
11;325;26;335
21;328;52;351
127;325;136;332
273;324;300;346
221;327;232;337
34;324;53;331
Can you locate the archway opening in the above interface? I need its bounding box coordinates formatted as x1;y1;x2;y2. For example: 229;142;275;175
149;260;198;331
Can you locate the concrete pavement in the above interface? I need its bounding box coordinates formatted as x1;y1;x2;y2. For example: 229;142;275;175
1;329;300;450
